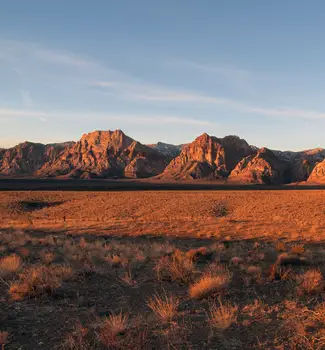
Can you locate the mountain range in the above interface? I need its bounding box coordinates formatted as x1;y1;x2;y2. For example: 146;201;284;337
1;129;325;184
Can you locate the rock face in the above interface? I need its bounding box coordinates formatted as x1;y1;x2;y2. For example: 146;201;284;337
2;129;325;184
0;142;69;176
307;158;325;183
38;129;168;178
160;133;253;180
147;142;183;161
274;148;325;182
229;147;290;184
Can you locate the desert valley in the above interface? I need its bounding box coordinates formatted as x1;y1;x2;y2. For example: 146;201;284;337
1;130;325;349
3;1;325;349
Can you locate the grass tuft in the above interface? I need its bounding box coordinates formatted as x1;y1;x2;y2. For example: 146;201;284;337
147;292;179;322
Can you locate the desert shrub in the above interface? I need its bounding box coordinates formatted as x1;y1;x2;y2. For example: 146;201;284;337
62;322;91;350
0;254;22;278
155;249;194;283
297;269;324;295
209;201;229;217
290;244;305;255
275;241;286;252
189;268;231;299
98;312;128;348
9;264;73;300
209;298;238;331
40;250;56;264
147;292;179;323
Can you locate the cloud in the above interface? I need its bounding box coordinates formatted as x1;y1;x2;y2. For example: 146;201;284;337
93;80;325;120
2;39;324;123
34;48;96;68
0;107;213;126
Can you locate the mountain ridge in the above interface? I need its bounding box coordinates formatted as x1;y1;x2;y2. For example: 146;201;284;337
1;129;325;184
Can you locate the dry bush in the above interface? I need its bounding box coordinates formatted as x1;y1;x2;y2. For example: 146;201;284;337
9;264;73;300
147;292;179;323
290;244;305;255
40;250;56;264
189;268;231;299
208;298;238;331
62;322;91;350
0;254;22;278
120;268;136;286
186;247;212;263
155;249;194;283
297;269;324;295
275;241;286;252
98;312;128;348
209;201;229;217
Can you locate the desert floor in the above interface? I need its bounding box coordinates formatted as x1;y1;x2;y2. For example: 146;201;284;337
1;190;325;349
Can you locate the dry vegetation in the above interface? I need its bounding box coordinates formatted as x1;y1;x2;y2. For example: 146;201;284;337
1;190;325;348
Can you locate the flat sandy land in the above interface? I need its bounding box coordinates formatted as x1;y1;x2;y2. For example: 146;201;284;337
1;190;324;241
1;190;325;349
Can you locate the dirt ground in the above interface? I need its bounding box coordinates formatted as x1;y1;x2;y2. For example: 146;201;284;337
1;190;325;349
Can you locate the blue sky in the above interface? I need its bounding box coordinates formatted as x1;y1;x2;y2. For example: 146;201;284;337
1;0;325;150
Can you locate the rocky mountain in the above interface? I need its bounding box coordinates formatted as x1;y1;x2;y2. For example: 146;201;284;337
159;133;254;180
228;147;291;184
273;148;325;182
37;129;168;179
307;158;325;183
0;141;70;176
2;129;325;184
147;142;183;161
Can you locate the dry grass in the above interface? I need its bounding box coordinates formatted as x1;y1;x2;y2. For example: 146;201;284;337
62;323;90;350
297;269;324;295
0;254;22;278
9;264;73;300
189;268;231;299
155;249;194;283
147;292;179;322
290;244;305;255
208;298;238;331
2;190;325;348
98;312;129;347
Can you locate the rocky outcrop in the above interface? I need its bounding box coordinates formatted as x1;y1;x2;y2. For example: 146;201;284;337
38;129;168;178
2;129;325;184
274;148;325;182
159;133;253;180
229;147;290;184
0;142;69;176
307;158;325;183
147;142;183;161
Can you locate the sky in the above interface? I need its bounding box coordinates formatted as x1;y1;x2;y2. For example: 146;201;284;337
1;0;325;150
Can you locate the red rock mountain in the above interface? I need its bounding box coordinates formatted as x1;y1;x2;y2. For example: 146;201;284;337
2;129;325;184
228;147;290;184
307;158;325;183
159;133;254;180
0;142;70;176
37;129;168;178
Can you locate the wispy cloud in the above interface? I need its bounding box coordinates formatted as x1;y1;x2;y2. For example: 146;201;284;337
2;39;325;123
0;107;213;126
93;80;325;120
0;39;98;69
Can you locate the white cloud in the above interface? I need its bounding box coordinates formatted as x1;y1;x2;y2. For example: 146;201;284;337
2;39;325;123
0;107;213;126
93;80;325;120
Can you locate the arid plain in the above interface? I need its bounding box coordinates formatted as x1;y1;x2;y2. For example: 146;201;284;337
1;189;325;349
